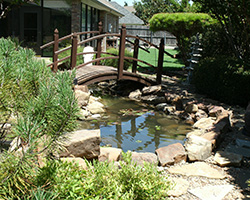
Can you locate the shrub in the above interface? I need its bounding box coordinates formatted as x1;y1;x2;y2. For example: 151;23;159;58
36;152;171;200
0;37;79;199
149;13;215;66
194;56;250;106
100;48;133;70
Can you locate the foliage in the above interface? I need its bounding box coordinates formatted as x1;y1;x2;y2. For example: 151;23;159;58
194;56;250;106
0;37;79;199
36;152;171;200
134;0;194;24
0;151;37;199
192;0;250;65
149;12;215;66
0;0;39;19
100;48;133;70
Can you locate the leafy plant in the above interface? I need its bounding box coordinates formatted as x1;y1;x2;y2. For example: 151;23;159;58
36;152;171;200
100;48;133;70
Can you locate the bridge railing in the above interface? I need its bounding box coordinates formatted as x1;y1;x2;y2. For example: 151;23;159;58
40;22;175;84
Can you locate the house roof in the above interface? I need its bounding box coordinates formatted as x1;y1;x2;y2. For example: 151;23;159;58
83;0;124;17
124;6;135;13
110;1;144;25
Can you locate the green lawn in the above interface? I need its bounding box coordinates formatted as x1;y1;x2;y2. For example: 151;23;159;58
136;48;184;73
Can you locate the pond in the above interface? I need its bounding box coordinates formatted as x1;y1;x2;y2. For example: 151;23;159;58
78;97;192;152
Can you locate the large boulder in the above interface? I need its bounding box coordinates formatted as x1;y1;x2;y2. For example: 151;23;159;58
193;117;215;130
142;85;162;95
59;129;101;159
184;135;212;161
130;152;158;166
75;90;90;108
87;101;105;114
128;89;142;100
156;143;187;166
99;147;122;162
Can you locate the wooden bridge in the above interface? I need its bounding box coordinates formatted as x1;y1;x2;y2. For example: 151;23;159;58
40;22;174;86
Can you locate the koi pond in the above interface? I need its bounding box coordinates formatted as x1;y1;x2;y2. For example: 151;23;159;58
78;97;192;152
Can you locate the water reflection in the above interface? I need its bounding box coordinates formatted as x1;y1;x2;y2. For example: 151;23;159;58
78;98;192;152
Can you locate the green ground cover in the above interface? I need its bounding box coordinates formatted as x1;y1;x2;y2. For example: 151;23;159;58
136;48;184;73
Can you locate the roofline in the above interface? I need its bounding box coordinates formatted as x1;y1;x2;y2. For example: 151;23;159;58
83;0;124;17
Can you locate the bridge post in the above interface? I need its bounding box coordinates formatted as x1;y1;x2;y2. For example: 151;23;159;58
118;24;126;80
132;38;139;73
53;29;59;72
96;22;103;65
157;38;164;84
70;33;78;69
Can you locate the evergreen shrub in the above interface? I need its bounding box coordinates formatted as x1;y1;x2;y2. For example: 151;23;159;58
100;48;133;70
194;56;250;106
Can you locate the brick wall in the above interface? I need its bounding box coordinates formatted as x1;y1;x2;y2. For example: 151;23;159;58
71;0;81;33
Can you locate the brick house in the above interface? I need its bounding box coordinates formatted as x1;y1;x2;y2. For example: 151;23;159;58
0;0;123;54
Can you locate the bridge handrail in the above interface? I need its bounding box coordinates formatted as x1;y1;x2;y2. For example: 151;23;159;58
40;31;100;49
40;22;173;84
75;55;155;70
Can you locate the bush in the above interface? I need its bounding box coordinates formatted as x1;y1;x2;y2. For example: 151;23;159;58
0;37;79;199
100;48;133;70
149;12;215;66
36;152;171;200
194;56;250;106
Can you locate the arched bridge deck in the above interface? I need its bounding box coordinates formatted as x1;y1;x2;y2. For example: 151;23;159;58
75;65;155;86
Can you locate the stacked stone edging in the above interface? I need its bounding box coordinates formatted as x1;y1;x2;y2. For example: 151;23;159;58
56;83;234;167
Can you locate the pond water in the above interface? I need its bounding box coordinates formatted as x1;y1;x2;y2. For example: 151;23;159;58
78;97;192;152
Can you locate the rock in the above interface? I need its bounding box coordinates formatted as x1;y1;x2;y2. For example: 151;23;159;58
74;85;89;93
99;147;122;162
59;129;101;159
182;90;189;97
188;185;234;200
142;85;161;95
172;95;184;110
87;114;102;120
186;129;205;138
193;117;215;130
244;103;250;135
168;162;225;179
128;89;142;100
164;106;176;114
168;177;190;197
141;95;166;105
155;103;168;111
184;135;212;161
195;109;208;121
87;101;105;114
88;96;100;104
214;151;243;167
78;109;89;120
75;90;90;107
200;131;219;147
130;152;158;166
61;157;88;170
208;106;225;117
185;103;198;113
155;143;187;166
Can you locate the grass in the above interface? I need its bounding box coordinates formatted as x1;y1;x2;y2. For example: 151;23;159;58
136;48;184;73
